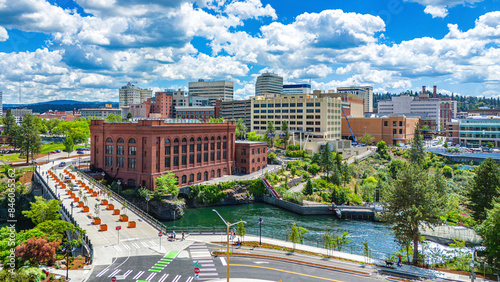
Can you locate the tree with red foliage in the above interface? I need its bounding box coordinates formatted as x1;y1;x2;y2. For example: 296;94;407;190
15;237;61;266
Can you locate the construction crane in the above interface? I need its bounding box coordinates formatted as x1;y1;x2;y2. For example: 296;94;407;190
341;107;357;145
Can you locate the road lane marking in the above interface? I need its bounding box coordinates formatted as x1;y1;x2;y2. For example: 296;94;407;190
122;270;133;278
254;261;269;264
158;274;169;282
96;267;109;277
145;272;156;281
133;270;144;280
231;264;344;282
108;269;120;277
186;277;193;282
172;275;182;282
220;257;227;266
141;242;148;247
114;245;122;252
132;242;140;248
123;244;131;250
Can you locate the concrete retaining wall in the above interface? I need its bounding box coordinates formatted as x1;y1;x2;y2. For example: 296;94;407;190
262;195;331;215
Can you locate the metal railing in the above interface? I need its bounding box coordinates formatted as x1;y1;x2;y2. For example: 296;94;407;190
75;169;168;233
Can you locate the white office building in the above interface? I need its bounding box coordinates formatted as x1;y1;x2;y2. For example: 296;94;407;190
119;82;152;109
188;80;233;105
255;73;283;97
283;84;311;95
337;86;373;113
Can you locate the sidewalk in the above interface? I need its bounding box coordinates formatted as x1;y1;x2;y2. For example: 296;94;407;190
187;234;475;282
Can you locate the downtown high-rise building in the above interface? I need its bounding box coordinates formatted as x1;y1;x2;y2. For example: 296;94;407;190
118;82;152;109
188;79;233;105
255;72;283;97
337;86;373;113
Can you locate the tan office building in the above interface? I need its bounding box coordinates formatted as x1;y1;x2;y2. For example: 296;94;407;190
250;94;342;140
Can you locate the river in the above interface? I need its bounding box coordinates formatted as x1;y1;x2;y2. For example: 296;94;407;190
162;203;399;259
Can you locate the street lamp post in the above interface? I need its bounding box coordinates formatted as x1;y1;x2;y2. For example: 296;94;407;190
117;180;121;194
258;217;263;246
146;195;150;214
212;209;246;282
70;202;74;216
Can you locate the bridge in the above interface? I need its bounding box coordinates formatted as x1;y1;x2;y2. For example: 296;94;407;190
35;161;184;268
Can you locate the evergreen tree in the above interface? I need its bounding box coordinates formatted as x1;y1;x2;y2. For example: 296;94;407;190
3;109;19;147
466;158;500;222
126;112;133;120
320;144;334;180
281;120;290;147
383;164;445;264
476;201;500;267
17;114;42;164
264;121;276;147
408;125;425;165
303;179;313;196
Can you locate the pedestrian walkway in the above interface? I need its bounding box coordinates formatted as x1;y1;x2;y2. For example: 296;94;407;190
189;242;219;281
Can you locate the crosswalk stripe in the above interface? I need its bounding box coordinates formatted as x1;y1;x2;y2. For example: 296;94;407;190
145;272;156;281
220;257;227;266
150;240;157;246
172;275;182;282
114;245;122;252
199;273;218;276
123;244;131;250
132;242;140;248
133;270;144;280
186;277;194;282
158;274;169;282
108;269;120;277
96;267;109;277
193;260;213;263
199;268;217;272
141;242;149;247
122;270;133;278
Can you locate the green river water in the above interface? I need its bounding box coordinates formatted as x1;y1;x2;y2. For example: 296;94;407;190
162;203;398;259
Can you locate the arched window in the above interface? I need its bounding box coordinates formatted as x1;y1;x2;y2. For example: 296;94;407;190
128;138;136;144
189;174;194;182
182;138;187;142
217;136;221;140
223;136;227;140
217;169;221;177
197;137;202;142
204;137;208;141
117;138;124;143
182;175;187;184
211;170;215;178
190;137;195;142
106;137;113;143
165;139;170;144
174;138;179;143
127;179;136;187
257;158;260;162
211;136;215;141
252;168;255;172
204;171;209;180
223;168;227;174
252;159;255;164
197;172;202;180
257;166;260;170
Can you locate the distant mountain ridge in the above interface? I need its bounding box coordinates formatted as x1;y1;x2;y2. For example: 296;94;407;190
3;100;119;113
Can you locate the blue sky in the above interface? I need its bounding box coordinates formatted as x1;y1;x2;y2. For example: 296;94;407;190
0;0;499;104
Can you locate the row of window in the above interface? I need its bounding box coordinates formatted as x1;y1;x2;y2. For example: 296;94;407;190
383;121;405;127
104;151;228;169
240;148;264;155
105;136;227;144
177;111;214;115
254;102;322;108
254;115;323;120
253;126;322;132
179;169;226;184
253;109;322;114
240;157;266;164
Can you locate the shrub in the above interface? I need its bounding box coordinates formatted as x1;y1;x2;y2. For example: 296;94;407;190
443;166;453;178
283;192;304;205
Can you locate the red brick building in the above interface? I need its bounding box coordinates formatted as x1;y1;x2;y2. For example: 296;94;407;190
234;141;268;174
90;119;266;190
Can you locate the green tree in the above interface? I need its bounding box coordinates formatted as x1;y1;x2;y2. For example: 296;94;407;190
17;114;42;163
235;118;247;140
308;163;320;175
264;121;276;147
303;179;314;196
236;220;246;242
443;141;449;148
126;112;133;120
376;140;387;152
3;109;19;146
288;223;308;252
63;135;74;157
443;166;453;178
408;125;426;165
246;132;261;141
466;158;500;222
476;201;500;267
281;120;290;147
105;113;123;122
340;163;352;186
155;171;179;196
320;144;334;180
486;142;494;149
383;164;444;264
22;197;62;225
358;133;375;145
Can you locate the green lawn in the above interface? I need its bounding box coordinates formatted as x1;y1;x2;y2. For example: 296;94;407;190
40;144;66;154
0;153;24;162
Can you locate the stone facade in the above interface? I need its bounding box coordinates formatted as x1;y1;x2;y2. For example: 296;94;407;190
90;119;237;190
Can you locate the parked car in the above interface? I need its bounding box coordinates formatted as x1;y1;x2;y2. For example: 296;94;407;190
77;151;84;154
50;151;57;154
59;162;66;167
56;149;61;153
64;177;71;183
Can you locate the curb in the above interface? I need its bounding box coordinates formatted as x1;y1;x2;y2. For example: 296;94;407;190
211;250;372;277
